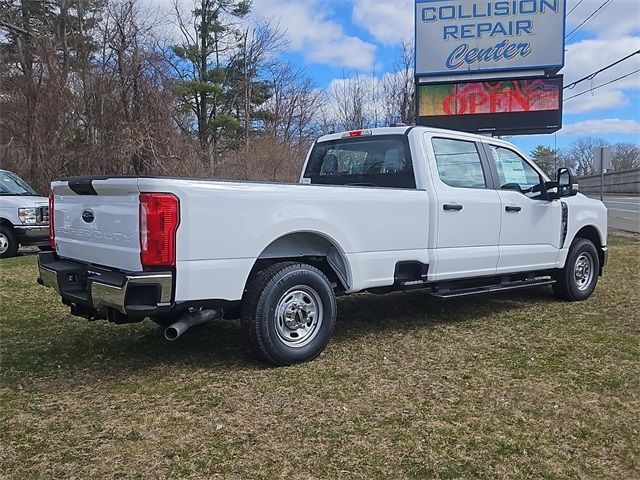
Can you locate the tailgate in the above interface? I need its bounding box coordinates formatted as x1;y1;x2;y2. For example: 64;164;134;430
52;178;142;271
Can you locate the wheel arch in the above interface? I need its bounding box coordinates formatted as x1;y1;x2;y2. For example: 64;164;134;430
572;225;605;269
0;218;15;228
249;231;352;292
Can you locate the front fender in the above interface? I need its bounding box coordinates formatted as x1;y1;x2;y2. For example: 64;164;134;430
556;194;608;269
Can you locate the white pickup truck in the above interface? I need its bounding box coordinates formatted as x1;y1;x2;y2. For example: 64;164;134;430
38;126;608;365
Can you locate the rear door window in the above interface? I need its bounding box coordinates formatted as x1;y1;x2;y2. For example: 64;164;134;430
303;135;416;189
432;138;487;189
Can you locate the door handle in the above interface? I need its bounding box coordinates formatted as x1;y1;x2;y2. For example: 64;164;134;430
443;204;463;211
505;205;522;213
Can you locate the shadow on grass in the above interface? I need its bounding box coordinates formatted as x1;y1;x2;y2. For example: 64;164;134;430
2;286;559;383
333;286;557;343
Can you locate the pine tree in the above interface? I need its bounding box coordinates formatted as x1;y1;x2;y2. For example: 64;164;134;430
530;145;558;177
172;0;251;157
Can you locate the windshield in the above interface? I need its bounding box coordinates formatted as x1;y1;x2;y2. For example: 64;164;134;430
303;135;416;189
0;171;38;196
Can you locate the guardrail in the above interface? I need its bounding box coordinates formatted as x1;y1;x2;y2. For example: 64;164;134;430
577;168;640;195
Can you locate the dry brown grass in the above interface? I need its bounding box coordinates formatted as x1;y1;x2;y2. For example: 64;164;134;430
1;234;638;479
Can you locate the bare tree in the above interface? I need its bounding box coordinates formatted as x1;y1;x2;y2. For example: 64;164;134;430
381;39;415;126
233;21;287;149
566;137;610;176
87;0;180;176
329;74;369;131
258;62;324;145
611;142;640;171
0;0;104;191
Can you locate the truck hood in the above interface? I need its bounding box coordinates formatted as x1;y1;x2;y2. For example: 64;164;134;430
0;195;49;208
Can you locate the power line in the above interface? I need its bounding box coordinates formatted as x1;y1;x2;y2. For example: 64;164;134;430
564;50;640;89
564;68;640;101
567;0;586;16
565;0;614;40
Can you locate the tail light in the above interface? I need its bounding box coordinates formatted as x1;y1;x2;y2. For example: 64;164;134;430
139;193;180;268
49;192;55;249
343;129;372;138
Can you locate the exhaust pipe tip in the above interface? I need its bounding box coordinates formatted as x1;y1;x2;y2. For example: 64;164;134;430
164;309;222;342
165;327;181;341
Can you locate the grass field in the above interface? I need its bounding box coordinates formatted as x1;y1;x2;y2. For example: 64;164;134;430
1;234;639;479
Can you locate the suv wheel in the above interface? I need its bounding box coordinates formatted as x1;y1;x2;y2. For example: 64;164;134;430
0;226;19;259
553;238;600;301
242;262;337;366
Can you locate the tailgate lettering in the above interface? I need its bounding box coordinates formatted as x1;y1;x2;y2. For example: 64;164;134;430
58;226;134;244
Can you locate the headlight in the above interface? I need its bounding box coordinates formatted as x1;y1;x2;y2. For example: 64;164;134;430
18;208;37;224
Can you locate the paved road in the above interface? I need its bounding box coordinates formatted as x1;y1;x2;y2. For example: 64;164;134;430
590;195;640;233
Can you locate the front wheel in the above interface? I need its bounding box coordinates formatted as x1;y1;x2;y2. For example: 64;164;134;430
553;238;600;301
242;262;337;366
0;226;19;259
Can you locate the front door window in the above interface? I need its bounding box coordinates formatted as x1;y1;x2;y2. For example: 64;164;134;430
489;147;545;199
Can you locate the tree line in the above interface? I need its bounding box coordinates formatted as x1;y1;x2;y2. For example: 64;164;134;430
1;1;637;193
0;0;415;192
531;138;640;178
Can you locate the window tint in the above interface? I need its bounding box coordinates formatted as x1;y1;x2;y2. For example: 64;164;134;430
304;136;415;189
490;147;543;198
432;138;486;189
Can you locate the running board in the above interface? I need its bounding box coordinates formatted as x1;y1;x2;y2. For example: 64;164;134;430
429;279;556;299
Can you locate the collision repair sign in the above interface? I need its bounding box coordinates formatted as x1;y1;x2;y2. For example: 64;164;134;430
415;0;566;76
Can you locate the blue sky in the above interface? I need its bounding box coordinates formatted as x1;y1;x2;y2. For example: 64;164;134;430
154;0;640;155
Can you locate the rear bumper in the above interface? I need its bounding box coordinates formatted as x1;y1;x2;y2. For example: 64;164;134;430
15;225;49;246
37;252;173;320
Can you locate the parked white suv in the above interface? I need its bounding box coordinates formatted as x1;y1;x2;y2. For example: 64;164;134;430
0;170;50;258
38;126;608;365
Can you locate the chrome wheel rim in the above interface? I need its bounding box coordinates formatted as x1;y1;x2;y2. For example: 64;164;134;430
275;286;323;348
574;252;595;291
0;233;8;254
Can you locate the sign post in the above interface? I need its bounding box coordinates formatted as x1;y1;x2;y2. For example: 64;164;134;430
593;147;613;201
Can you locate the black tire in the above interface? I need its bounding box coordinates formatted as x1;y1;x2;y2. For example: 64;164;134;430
0;226;19;259
241;262;337;366
553;238;600;301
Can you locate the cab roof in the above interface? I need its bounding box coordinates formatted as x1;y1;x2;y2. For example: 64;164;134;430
316;126;519;150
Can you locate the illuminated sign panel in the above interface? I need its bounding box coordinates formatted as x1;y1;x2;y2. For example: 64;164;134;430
415;0;566;76
417;76;563;135
419;77;561;115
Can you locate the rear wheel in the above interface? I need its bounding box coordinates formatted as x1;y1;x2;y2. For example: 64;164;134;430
242;262;337;366
0;226;18;259
553;238;600;301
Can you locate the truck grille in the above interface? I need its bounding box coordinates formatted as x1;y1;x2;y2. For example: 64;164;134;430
36;206;49;224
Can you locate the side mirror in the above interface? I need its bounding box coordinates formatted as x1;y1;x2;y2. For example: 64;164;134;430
556;168;579;198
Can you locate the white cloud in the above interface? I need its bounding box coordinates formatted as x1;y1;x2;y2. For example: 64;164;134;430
562;37;640;114
251;0;377;70
564;90;629;114
559;118;640;135
140;0;377;70
566;0;640;40
351;0;413;45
